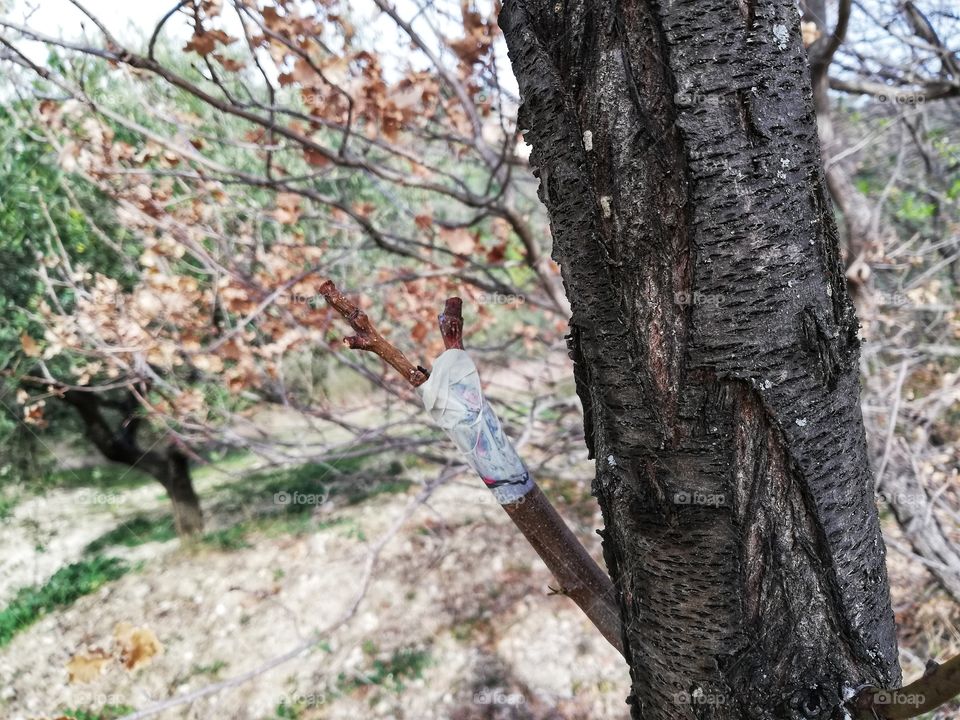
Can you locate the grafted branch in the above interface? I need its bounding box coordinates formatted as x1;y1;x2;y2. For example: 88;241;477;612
321;280;624;655
438;297;465;350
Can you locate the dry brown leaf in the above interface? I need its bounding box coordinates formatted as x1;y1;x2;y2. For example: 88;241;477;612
486;242;507;264
20;333;41;357
439;227;476;255
183;29;236;57
66;649;112;683
410;321;429;343
23;401;47;427
801;21;822;47
303;147;329;167
273;193;302;224
114;622;163;671
213;53;245;72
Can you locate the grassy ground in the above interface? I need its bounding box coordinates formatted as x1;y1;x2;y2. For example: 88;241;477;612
0;556;130;648
0;439;957;719
0;445;631;720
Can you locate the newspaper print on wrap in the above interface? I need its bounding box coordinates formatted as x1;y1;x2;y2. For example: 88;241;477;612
420;349;534;504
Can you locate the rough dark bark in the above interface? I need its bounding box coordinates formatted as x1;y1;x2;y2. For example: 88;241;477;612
501;1;900;717
60;388;204;536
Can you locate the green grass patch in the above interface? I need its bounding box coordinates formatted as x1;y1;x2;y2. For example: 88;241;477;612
338;646;432;694
0;491;19;520
81;456;414;557
270;646;431;717
191;659;228;677
0;556;129;647
42;464;152;492
200;525;252;550
213;456;412;517
57;706;134;720
193;448;259;481
84;515;177;553
196;516;353;553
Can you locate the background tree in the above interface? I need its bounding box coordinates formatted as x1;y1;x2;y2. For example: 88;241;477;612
0;1;568;537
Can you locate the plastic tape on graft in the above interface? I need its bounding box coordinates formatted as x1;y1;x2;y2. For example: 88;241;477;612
420;349;534;504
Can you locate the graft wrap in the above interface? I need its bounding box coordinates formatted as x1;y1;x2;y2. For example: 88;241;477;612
420;349;534;504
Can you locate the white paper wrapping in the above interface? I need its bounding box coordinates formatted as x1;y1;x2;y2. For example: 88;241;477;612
420;349;534;504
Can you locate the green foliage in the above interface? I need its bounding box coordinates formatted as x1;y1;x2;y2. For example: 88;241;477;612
0;107;129;351
0;556;129;647
0;393;56;489
0;105;133;485
894;191;937;224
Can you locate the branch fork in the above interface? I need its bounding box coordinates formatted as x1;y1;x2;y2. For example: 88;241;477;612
318;280;429;386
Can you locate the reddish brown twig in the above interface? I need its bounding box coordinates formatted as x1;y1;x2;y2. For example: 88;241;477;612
439;297;464;350
319;280;429;387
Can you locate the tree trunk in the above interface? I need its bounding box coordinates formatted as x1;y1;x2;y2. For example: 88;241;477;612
501;1;900;717
155;449;204;537
58;387;204;537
